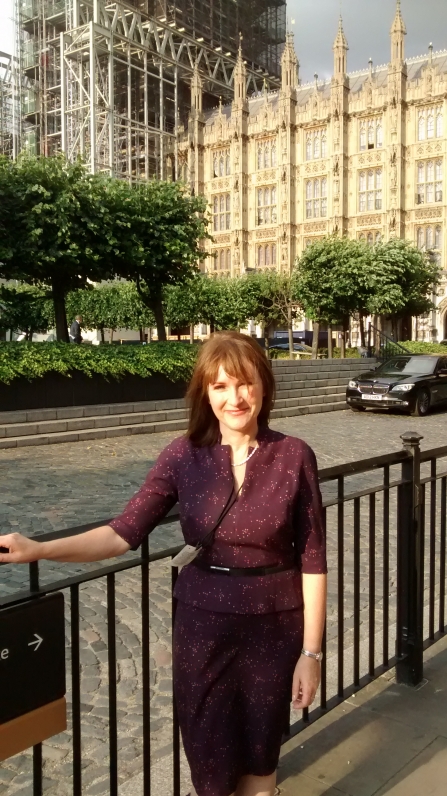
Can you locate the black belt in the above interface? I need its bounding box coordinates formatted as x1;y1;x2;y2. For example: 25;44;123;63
193;561;295;577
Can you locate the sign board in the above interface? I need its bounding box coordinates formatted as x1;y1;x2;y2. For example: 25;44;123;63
0;593;66;759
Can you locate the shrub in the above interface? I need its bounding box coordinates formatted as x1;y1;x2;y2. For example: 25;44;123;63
0;341;200;385
401;341;447;355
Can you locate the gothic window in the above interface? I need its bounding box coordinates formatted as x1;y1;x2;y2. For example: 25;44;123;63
257;244;277;268
257;139;277;170
359;168;382;212
416;226;443;252
375;231;382;244
306;128;327;161
427;113;435;139
416;160;443;205
212;148;230;177
418;106;443;141
212;193;231;231
359;233;366;241
305;177;327;219
367;232;374;246
360;122;367;151
257;186;277;225
306;134;312;161
360;117;383;151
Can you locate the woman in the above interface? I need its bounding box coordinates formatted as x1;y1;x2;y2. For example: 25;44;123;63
0;332;327;796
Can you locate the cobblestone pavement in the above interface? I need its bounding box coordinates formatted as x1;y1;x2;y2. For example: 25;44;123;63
1;407;447;794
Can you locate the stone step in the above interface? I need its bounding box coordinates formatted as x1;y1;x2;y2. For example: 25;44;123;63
0;397;348;448
270;399;348;420
0;408;188;439
274;392;346;411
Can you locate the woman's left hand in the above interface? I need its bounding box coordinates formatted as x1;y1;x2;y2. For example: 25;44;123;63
291;655;321;710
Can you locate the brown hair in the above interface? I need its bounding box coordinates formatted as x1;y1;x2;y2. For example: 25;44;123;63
186;331;275;447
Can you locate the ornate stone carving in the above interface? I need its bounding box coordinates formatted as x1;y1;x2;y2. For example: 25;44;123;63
213;233;231;243
415;207;443;219
256;229;277;240
357;214;382;227
304;222;327;233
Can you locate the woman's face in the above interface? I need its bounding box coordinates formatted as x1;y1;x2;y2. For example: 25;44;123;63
207;365;264;436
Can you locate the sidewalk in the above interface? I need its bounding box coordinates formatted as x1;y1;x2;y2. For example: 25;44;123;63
278;635;447;796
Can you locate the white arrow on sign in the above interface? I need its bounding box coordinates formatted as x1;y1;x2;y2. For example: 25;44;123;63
28;634;43;652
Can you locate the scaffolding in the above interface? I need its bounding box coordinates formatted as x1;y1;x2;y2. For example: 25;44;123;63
0;52;18;158
12;0;285;179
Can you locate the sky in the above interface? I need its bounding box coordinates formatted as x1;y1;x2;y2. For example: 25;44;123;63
0;0;445;81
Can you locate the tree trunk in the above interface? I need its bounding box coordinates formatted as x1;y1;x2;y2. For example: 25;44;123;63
139;327;145;342
51;278;69;343
359;314;366;348
327;325;333;359
288;307;294;360
151;297;166;342
110;329;114;344
100;327;105;344
264;323;271;359
311;322;320;360
340;331;346;359
210;320;215;335
190;324;194;344
148;327;152;343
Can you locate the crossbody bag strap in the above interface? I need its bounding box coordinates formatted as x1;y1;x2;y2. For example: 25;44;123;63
197;483;243;550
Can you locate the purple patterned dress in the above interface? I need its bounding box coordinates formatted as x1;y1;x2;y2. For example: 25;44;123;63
110;427;326;796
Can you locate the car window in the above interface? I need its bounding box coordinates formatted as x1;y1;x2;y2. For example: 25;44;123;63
377;356;436;376
438;358;447;372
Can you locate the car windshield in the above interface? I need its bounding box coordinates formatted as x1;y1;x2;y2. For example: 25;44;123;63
377;356;436;376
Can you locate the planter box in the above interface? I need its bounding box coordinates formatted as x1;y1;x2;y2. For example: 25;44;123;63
0;371;187;412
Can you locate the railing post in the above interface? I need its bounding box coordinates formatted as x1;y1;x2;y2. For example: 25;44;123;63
396;431;424;686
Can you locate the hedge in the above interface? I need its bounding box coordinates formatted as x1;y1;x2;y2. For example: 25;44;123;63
0;342;200;385
400;341;447;355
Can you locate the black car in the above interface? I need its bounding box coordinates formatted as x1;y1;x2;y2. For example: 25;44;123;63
269;342;313;353
346;355;447;417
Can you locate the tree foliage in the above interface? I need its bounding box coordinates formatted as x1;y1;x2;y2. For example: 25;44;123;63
66;283;155;342
0;156;118;342
366;238;440;319
0;284;54;339
109;181;210;341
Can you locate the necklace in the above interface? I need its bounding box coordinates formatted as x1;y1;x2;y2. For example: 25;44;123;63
231;444;259;468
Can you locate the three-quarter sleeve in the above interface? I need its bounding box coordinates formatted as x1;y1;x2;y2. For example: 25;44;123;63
109;439;181;549
294;445;327;574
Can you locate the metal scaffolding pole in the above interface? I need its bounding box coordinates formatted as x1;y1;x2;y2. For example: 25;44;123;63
13;0;284;179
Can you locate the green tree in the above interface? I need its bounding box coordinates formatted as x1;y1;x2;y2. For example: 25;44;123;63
0;156;120;342
66;283;155;343
0;284;54;340
110;181;210;341
367;239;441;340
294;236;371;357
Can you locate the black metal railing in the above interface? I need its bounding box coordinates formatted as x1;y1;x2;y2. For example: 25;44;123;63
367;323;411;363
1;432;447;795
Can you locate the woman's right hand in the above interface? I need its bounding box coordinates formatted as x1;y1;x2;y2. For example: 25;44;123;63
0;533;42;564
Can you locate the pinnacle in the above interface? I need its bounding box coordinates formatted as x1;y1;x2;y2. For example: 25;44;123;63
334;14;348;49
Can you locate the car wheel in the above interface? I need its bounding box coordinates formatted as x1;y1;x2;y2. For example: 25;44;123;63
350;405;366;413
410;388;430;417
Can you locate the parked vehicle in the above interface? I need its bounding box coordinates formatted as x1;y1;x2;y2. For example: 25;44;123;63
269;342;313;353
346;355;447;417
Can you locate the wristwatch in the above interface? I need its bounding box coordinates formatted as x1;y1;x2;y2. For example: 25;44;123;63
301;648;324;662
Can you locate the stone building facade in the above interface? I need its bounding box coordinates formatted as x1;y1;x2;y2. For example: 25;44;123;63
177;1;447;343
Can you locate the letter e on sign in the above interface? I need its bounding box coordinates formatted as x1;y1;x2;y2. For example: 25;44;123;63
0;649;8;661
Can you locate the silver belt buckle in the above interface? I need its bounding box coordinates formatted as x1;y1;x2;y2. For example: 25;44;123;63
209;565;230;572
